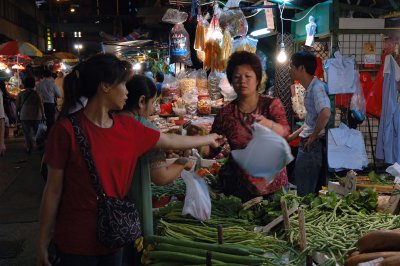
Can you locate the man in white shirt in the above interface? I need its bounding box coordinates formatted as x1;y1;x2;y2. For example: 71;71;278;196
290;51;331;196
36;69;61;136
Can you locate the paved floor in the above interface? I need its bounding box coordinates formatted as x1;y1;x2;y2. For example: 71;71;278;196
0;133;45;266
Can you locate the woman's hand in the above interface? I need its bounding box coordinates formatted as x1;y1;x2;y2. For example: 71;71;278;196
208;133;225;149
36;243;51;266
183;159;195;171
252;114;273;129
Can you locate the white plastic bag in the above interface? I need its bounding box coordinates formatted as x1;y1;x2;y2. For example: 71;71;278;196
350;72;366;122
181;170;211;221
219;0;248;38
162;8;188;24
36;122;47;145
231;123;294;181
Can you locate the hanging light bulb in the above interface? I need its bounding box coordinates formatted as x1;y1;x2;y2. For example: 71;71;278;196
277;42;287;63
5;68;11;74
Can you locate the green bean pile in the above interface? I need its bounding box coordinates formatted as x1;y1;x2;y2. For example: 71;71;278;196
287;199;400;265
151;178;186;198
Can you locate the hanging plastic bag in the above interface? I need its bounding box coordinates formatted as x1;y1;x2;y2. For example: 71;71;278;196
208;71;222;100
219;73;237;102
162;8;188;24
36;122;47;145
181;170;211;221
350;72;366;123
218;0;248;38
366;63;384;118
233;36;258;53
169;23;193;66
194;15;206;51
231;123;294;181
204;15;224;71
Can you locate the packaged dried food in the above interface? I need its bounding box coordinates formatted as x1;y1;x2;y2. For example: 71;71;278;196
162;74;180;101
208;71;223;101
194;15;206;51
162;8;188;24
177;70;197;95
233;36;258;53
197;95;211;115
204;15;224;72
169;23;193;66
219;29;233;70
196;69;208;95
218;0;248;38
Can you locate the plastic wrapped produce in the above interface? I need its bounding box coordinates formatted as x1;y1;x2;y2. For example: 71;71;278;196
208;71;223;101
177;70;197;95
194;15;206;51
218;0;248;38
197;95;211;115
219;29;233;70
204;15;224;72
162;74;180;103
169;23;193;66
162;8;188;24
196;69;208;95
219;73;236;102
182;87;198;116
233;36;258;53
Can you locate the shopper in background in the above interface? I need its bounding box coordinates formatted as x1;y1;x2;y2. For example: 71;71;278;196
154;72;164;96
37;53;222;266
0;81;6;156
9;71;22;88
36;69;61;136
206;51;291;202
121;75;193;187
16;77;45;153
290;51;331;196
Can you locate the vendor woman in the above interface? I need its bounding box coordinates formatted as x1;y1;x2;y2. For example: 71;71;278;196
206;51;290;202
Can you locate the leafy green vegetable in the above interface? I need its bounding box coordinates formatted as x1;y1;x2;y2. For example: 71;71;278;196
368;170;395;185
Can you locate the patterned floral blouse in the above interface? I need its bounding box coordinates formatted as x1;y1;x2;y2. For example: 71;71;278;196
211;95;291;196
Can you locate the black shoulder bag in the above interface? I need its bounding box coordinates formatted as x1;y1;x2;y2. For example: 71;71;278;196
68;114;142;248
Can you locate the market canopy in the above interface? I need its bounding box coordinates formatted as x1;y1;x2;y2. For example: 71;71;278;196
0;41;43;57
101;40;155;56
53;52;79;63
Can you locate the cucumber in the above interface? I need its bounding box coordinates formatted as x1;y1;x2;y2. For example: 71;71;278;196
156;243;265;265
145;235;255;256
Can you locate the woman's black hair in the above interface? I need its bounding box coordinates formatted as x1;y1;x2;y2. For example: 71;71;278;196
60;53;132;117
123;75;157;112
59;64;83;118
226;51;262;84
23;77;36;88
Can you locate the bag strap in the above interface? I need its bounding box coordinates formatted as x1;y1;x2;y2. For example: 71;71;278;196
68;114;105;198
19;90;34;111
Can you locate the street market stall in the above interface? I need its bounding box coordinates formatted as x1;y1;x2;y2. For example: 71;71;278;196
111;0;400;265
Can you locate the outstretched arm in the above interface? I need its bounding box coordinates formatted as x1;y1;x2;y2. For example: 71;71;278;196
155;133;223;150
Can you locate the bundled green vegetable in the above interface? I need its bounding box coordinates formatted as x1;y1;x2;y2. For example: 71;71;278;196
157;220;297;261
143;235;284;266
